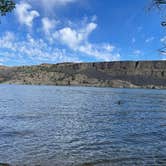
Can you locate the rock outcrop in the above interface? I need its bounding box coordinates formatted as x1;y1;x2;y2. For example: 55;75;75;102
0;61;166;89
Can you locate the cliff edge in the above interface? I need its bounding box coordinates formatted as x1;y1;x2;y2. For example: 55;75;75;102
0;61;166;89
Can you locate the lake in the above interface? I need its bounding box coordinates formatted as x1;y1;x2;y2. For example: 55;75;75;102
0;85;166;166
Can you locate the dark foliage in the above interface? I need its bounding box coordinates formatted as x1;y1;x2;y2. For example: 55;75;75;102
0;0;15;16
152;0;166;54
153;0;166;26
154;0;166;5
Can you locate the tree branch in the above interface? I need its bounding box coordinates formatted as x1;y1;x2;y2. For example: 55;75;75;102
0;0;15;16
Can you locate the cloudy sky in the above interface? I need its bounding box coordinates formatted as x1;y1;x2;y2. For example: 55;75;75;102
0;0;165;66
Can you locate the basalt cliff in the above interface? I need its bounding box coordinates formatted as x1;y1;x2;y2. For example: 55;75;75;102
0;61;166;89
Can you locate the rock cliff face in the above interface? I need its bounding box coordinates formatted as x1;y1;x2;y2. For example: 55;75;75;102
0;61;166;89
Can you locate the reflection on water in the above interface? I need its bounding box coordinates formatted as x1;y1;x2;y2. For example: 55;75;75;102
0;85;166;166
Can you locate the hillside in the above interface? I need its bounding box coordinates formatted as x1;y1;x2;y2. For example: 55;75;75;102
0;61;166;89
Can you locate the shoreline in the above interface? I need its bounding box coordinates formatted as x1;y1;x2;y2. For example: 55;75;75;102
1;82;166;90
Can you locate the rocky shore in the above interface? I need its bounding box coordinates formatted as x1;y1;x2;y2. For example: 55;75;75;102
0;61;166;89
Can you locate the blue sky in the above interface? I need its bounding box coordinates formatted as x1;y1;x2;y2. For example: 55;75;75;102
0;0;166;66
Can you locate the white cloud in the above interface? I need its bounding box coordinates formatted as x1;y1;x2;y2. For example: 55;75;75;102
160;36;166;57
0;32;79;64
102;44;115;52
40;0;77;5
160;36;166;43
133;49;141;55
54;22;97;49
29;0;78;13
79;43;120;61
91;15;97;22
1;13;121;64
160;36;166;53
54;22;120;61
132;37;136;44
42;17;58;34
0;58;6;65
55;27;82;49
0;32;16;50
85;22;97;37
145;37;154;43
15;1;40;27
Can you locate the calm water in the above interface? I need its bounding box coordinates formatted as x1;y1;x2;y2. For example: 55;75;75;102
0;85;166;166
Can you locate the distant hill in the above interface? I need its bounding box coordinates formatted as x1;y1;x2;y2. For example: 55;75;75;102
0;61;166;89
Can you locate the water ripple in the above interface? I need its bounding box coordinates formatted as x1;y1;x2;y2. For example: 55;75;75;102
0;85;165;165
